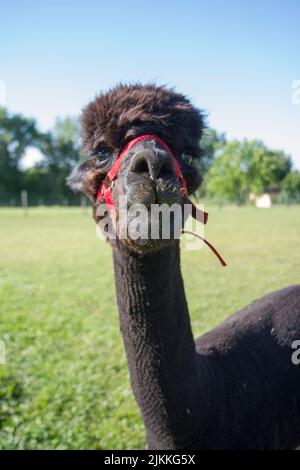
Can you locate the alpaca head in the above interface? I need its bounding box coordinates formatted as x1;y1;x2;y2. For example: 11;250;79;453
68;83;205;253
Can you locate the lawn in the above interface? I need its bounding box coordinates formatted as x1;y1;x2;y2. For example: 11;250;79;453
0;205;299;449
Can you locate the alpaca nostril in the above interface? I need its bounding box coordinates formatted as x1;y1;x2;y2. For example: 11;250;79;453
130;150;175;181
157;158;174;179
130;154;150;176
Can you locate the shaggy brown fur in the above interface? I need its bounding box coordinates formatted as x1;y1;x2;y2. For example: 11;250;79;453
68;83;300;449
81;83;204;156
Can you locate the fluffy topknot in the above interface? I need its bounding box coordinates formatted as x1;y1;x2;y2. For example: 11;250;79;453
81;83;205;157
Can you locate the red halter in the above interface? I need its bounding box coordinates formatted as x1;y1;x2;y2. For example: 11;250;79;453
96;134;226;266
96;134;207;221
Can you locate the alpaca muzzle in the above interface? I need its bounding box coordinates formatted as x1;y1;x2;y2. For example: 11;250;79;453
96;134;226;266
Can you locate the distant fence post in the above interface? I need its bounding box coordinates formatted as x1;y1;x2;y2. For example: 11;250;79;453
21;190;28;217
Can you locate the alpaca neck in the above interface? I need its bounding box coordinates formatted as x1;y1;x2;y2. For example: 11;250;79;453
112;241;210;449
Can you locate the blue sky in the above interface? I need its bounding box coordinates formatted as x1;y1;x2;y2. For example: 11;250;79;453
1;0;300;167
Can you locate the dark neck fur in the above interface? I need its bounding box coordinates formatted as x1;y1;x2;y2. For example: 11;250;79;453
113;241;210;449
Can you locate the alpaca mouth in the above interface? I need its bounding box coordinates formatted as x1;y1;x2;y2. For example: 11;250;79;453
117;202;184;252
126;177;181;208
96;197;226;262
95;197;184;252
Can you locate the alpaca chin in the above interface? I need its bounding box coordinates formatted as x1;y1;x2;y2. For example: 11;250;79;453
122;236;177;254
113;203;183;253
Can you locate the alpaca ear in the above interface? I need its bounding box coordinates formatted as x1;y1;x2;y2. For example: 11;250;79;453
67;157;106;203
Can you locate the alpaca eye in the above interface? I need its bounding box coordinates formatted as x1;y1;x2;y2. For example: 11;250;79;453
95;149;111;160
181;153;193;166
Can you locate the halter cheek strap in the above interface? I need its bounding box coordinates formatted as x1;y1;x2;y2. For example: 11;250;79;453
96;134;226;266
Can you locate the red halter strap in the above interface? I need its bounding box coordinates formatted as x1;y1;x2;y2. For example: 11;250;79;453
95;134;226;266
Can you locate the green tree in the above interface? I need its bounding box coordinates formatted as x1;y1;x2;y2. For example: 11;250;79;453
205;140;249;203
0;107;40;202
247;141;292;193
204;139;292;204
200;128;227;174
32;116;82;204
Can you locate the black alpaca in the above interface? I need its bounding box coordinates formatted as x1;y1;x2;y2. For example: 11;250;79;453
68;83;300;449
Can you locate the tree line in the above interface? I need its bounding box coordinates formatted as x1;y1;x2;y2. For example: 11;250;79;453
0;107;299;206
0;108;82;206
200;129;300;204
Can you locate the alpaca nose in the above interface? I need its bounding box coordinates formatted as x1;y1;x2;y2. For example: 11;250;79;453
129;149;175;181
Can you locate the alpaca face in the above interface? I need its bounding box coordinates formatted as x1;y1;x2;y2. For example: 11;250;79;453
68;84;204;252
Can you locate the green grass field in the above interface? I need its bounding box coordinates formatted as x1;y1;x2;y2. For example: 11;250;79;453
0;205;299;449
